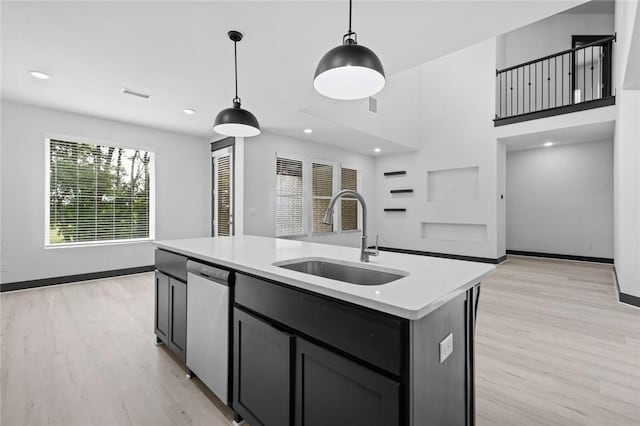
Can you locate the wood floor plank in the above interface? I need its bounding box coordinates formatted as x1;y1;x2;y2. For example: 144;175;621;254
1;256;639;425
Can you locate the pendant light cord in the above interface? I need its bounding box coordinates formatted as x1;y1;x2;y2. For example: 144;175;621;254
233;40;240;105
344;0;356;44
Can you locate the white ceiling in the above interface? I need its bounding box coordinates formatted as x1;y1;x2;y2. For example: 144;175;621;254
1;0;586;155
562;0;614;14
501;120;615;151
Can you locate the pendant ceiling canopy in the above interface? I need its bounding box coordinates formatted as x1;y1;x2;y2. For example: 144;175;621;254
213;30;261;137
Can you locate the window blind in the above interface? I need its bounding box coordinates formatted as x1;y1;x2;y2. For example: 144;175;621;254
276;157;304;236
341;168;359;231
47;139;154;246
312;163;334;233
216;155;231;236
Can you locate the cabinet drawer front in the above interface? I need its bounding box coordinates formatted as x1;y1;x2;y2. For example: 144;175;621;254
155;249;188;282
235;273;406;375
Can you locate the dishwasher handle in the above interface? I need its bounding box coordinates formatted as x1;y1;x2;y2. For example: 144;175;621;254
187;260;230;286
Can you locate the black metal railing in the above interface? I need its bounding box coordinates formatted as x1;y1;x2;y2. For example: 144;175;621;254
495;35;616;121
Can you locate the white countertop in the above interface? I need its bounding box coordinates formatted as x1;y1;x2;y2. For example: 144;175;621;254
154;235;495;320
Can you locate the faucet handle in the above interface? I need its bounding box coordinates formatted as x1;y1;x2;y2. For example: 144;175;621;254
370;234;379;257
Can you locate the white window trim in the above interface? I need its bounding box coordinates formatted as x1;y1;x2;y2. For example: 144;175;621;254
274;153;362;239
44;135;156;248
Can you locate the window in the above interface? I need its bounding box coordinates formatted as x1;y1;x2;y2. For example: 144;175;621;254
340;167;359;231
275;154;359;237
213;148;233;237
46;138;155;246
275;156;304;237
312;163;334;233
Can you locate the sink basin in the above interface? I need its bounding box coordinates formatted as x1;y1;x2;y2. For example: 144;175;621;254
274;258;407;285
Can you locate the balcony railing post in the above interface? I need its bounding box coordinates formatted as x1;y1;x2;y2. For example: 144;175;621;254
512;69;515;116
533;63;538;111
554;56;557;108
584;48;586;102
528;64;531;113
562;54;564;106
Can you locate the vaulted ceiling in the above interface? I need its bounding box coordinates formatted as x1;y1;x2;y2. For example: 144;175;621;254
2;0;587;154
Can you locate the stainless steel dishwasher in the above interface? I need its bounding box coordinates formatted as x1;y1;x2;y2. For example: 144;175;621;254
186;260;231;405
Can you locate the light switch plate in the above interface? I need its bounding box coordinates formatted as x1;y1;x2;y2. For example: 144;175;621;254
440;333;453;363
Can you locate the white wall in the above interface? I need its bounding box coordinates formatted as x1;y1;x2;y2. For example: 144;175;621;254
497;140;507;256
243;131;376;248
0;101;210;284
303;66;424;151
507;140;614;258
614;0;640;298
497;12;615;69
374;39;503;260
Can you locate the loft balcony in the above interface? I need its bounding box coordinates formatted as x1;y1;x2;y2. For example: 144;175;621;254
494;35;616;127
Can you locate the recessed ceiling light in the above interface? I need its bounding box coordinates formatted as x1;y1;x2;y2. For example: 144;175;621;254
304;129;313;134
183;108;196;115
374;147;381;153
29;71;50;80
544;142;554;147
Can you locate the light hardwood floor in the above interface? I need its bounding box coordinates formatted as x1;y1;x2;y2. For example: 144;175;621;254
476;256;640;425
1;256;638;425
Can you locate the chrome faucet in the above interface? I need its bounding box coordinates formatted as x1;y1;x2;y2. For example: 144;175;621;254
323;189;379;262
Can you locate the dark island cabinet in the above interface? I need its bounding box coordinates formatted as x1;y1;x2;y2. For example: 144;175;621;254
233;308;292;426
155;271;187;362
295;337;400;426
168;277;187;360
233;272;403;426
154;249;188;362
154;271;170;341
232;272;481;426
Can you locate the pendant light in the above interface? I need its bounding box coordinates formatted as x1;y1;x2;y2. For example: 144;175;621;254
314;0;385;100
213;30;261;137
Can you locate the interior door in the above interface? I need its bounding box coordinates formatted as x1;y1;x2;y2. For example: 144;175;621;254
212;146;233;236
571;35;612;103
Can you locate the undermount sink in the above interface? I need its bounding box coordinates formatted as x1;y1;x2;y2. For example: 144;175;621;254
274;258;408;285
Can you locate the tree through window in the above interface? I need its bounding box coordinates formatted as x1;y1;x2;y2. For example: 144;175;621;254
46;138;154;246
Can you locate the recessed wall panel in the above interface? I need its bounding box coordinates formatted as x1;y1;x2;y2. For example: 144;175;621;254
421;223;487;243
427;167;479;202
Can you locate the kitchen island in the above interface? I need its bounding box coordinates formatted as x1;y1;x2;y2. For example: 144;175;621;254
154;235;495;426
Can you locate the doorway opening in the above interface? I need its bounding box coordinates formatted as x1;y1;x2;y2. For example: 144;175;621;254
211;138;234;237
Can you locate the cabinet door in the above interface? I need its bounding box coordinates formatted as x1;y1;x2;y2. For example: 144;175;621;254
169;278;187;361
295;338;400;426
154;271;170;342
234;309;292;426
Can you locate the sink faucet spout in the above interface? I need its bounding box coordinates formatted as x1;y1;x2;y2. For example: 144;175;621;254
323;189;378;262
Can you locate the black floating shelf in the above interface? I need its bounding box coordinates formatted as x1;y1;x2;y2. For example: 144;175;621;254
384;208;407;212
384;171;406;177
390;189;414;194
